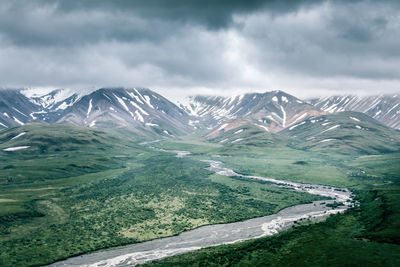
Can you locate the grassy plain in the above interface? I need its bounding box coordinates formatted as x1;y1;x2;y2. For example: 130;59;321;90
146;132;400;266
0;124;324;266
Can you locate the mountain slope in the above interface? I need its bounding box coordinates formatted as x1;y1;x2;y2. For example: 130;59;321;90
59;88;192;137
185;91;324;133
309;94;400;129
0;88;82;128
207;122;287;147
0;123;143;182
0;89;40;128
20;88;82;123
20;88;81;111
280;111;400;154
0;87;193;138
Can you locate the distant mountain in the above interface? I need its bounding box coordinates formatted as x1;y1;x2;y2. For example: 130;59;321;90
59;88;192;137
204;109;400;155
0;87;193;138
0;89;41;128
2;88;399;140
184;91;324;133
20;88;81;110
280;111;400;154
308;94;400;129
20;88;82;123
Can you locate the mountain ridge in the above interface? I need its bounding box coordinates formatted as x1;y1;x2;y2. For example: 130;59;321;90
184;90;325;133
1;88;399;137
308;94;400;129
0;87;193;138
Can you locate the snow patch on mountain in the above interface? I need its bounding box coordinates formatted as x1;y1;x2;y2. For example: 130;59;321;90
135;110;144;122
350;117;360;122
11;132;26;140
279;105;287;127
289;121;306;130
145;123;159;127
320;125;340;134
256;124;269;132
234;129;244;134
21;88;82;109
217;123;229;131
3;146;30;151
87;99;93;117
114;94;134;117
319;139;336;143
13;117;24;125
309;95;400;129
130;101;149;115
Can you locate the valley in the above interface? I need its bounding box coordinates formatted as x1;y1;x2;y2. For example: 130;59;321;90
0;125;326;266
2;1;399;266
49;155;353;266
0;88;399;266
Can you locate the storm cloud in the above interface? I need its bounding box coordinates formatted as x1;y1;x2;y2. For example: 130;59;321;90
0;0;399;99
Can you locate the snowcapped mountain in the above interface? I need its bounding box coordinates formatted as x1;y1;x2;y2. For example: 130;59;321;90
59;88;192;136
1;87;399;139
21;88;81;110
20;88;82;123
184;90;324;133
0;87;192;137
0;89;41;128
308;94;400;129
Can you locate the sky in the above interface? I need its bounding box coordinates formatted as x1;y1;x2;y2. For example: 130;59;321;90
0;0;399;101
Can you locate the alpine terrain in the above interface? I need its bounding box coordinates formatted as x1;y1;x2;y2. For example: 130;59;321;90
1;87;399;267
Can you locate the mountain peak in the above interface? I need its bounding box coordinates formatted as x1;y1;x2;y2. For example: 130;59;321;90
185;90;324;133
309;94;400;129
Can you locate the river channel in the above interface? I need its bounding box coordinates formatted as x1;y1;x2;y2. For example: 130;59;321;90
49;150;354;266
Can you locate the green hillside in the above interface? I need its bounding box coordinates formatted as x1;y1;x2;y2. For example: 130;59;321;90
0;124;324;266
145;116;400;267
281;111;400;154
208;123;287;147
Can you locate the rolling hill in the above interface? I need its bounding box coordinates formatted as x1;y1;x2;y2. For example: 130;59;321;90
280;111;400;154
0;123;143;183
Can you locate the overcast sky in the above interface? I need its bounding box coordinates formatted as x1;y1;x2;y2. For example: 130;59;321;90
0;0;399;100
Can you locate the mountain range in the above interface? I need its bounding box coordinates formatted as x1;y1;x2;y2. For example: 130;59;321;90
0;88;192;138
183;90;324;133
0;87;399;140
309;95;400;129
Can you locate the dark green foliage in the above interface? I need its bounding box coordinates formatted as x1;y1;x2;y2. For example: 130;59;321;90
145;191;400;267
281;111;400;155
145;132;400;267
293;160;307;165
325;201;343;208
1;119;399;266
0;124;324;267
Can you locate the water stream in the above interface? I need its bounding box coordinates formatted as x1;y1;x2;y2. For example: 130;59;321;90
49;150;355;267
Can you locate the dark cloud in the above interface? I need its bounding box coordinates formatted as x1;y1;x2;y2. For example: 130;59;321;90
46;0;320;28
237;0;400;80
0;0;326;47
0;0;399;98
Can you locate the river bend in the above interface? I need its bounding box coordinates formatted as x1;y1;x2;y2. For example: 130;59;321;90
49;151;354;266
